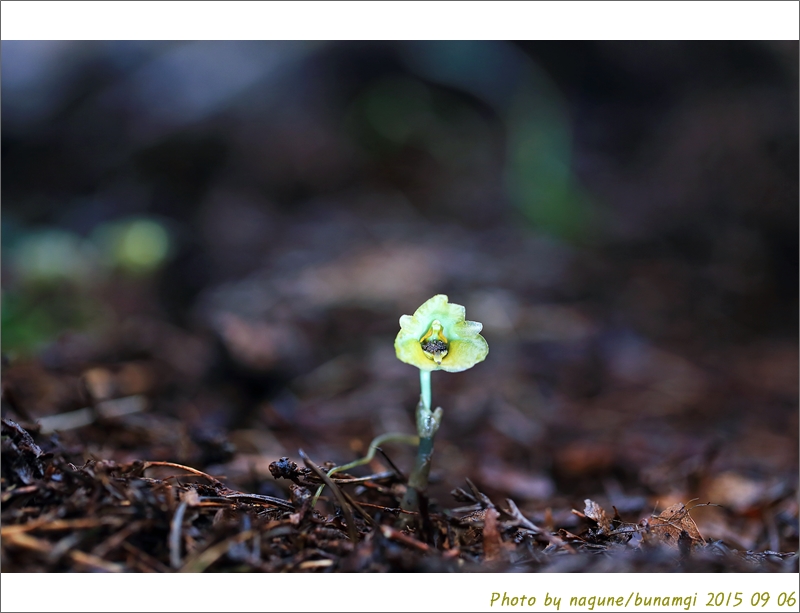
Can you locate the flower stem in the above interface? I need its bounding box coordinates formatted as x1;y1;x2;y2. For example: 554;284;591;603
401;369;442;512
420;369;431;413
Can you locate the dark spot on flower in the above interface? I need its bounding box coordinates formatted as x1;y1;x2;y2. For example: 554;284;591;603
421;339;448;354
421;339;449;364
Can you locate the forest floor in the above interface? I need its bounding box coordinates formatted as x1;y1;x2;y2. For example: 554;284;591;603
2;272;797;573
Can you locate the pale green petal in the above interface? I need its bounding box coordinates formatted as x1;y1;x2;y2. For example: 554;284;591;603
398;314;415;330
438;336;489;372
413;294;463;328
452;319;483;339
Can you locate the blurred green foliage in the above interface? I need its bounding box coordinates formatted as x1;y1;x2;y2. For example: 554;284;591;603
92;218;171;275
348;42;598;242
1;216;171;356
506;81;598;243
1;287;103;357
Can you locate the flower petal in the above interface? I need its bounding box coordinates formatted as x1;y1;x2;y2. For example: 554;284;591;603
398;314;415;331
437;336;489;372
452;319;483;339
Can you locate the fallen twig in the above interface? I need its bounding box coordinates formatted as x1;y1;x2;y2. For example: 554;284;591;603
300;449;358;544
380;526;430;553
142;461;222;485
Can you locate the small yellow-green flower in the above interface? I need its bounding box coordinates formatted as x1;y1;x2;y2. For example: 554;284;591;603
395;294;488;372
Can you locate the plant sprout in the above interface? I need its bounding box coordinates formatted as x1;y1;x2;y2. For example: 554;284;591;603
310;294;488;515
394;294;488;512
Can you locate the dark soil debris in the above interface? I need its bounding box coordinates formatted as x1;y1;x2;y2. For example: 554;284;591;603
1;417;796;573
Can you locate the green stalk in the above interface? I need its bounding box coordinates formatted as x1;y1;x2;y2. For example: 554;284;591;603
420;369;431;413
401;369;442;512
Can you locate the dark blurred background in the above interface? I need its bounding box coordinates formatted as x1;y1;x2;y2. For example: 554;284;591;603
2;41;797;550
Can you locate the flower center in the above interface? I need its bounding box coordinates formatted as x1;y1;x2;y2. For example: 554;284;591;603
420;319;449;365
